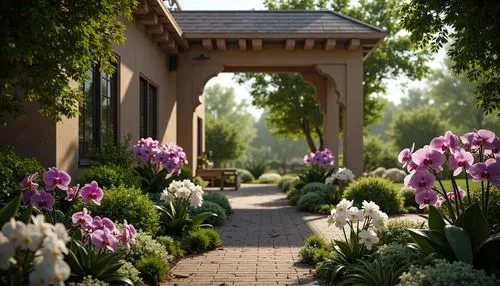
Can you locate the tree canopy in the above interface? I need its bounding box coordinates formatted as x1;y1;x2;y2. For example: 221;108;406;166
0;0;137;125
400;0;500;115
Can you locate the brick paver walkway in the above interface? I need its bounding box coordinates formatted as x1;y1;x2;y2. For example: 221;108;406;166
166;184;335;285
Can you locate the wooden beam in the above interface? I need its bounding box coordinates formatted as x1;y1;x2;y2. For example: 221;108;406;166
152;33;169;43
346;39;360;50
285;39;295;51
134;0;149;15
324;39;336;50
252;39;262;51
216;39;227;50
146;23;164;34
304;39;314;50
202;39;213;50
136;13;158;26
159;41;177;51
238;39;247;50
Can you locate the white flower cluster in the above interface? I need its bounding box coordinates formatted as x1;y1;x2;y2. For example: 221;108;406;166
0;215;70;285
325;168;355;185
161;179;204;208
327;199;387;250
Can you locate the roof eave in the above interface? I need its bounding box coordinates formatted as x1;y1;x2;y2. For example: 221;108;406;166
181;32;386;40
148;0;189;49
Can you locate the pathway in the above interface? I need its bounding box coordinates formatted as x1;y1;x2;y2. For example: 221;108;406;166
166;184;337;286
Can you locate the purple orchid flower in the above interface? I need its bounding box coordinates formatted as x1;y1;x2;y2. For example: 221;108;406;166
23;189;38;206
398;143;415;167
20;172;39;190
430;131;459;153
91;228;118;252
80;181;104;205
415;189;438;209
65;185;80;201
43;167;71;190
449;148;474;176
72;208;93;227
412;145;446;171
408;170;436;191
30;191;55;211
91;216;116;232
118;220;137;250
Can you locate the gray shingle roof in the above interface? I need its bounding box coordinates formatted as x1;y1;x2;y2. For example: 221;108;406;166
170;10;384;35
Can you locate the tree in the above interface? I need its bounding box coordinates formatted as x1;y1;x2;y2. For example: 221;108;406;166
0;0;137;125
204;84;256;166
389;107;450;151
399;88;431;112
400;0;500;114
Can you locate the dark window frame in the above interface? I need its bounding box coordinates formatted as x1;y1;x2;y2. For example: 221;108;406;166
78;59;120;164
139;76;158;139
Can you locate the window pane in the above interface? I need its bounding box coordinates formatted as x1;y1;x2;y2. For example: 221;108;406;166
79;69;95;159
140;78;148;138
148;84;157;139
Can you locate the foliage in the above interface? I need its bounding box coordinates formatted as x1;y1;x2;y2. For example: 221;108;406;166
258;173;282;184
343;177;405;214
401;187;419;212
203;192;233;216
245;161;269;179
383;168;407;183
297;192;329;212
342;258;409;286
286;187;302;204
399;0;500;114
281;178;297;193
206;115;248;167
398;259;499;286
364;135;399;173
237;169;254;183
299;166;334;185
77;164;139;189
0;148;44;207
117;260;146;286
156;236;185;259
376;243;420;267
278;175;296;189
92;134;135;168
376;219;425;245
304;234;327;249
85;186;160;235
0;0;137;125
389;107;450;150
190;201;227;227
300;235;330;265
123;233;170;265
302;182;329;194
183;228;222;254
135;255;169;284
68;276;109;286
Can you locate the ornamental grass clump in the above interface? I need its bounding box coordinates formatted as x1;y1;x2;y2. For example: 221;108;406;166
398;129;500;274
133;138;188;193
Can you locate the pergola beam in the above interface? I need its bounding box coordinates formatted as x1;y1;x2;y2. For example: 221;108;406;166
146;23;164;34
238;39;247;50
304;39;315;50
136;13;158;26
152;33;169;42
252;39;262;51
216;39;227;50
346;39;360;50
285;39;296;51
202;39;213;50
324;39;336;50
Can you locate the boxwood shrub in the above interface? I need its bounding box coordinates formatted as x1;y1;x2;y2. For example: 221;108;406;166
77;164;139;189
203;192;232;215
190;201;227;226
343;177;405;214
297;192;328;212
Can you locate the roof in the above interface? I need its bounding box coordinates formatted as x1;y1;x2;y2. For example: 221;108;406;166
170;10;385;37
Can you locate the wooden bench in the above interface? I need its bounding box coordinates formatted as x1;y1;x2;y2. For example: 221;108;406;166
196;168;241;191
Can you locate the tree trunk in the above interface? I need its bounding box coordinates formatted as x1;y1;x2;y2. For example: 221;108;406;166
315;126;324;150
302;119;317;152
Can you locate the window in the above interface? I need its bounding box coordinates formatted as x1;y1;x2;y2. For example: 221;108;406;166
197;117;203;158
140;77;158;138
79;63;119;160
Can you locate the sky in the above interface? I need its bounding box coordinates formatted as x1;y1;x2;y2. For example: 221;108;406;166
179;0;446;118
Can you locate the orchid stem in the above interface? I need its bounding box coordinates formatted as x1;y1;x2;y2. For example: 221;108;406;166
465;171;471;205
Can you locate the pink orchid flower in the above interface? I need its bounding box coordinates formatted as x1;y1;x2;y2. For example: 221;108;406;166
449;148;474;176
20;172;39;190
118;220;137;250
91;228;118;252
43;167;71;190
72;208;93;227
80;181;104;205
398;143;415;167
415;189;438;209
30;191;55;211
408;170;436;191
412;145;446;171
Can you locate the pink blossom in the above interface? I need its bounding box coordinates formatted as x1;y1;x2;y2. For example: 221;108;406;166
430;131;459;153
408;170;436;191
133;137;160;163
72;208;93;227
412;145;445;171
91;216;116;232
468;158;500;185
23;189;38;206
154;143;188;174
30;191;55;211
303;148;335;169
407;160;419;173
20;172;39;190
118;220;137;250
484;138;500;157
398;144;415;167
415;189;438;209
461;129;496;151
435;196;446;208
80;181;104;205
65;185;80;201
43;167;71;190
91;228;118;252
447;187;465;201
449;148;474;176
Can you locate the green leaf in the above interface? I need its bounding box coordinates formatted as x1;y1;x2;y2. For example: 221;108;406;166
19;206;33;224
0;193;22;226
444;225;473;264
428;206;446;234
456;204;490;248
191;211;216;228
474;233;500;275
407;229;454;259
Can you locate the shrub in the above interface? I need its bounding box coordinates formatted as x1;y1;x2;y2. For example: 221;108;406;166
246;161;268;179
183;228;221;253
156;236;185;259
300;235;330;265
190;201;227;226
203;192;233;215
0;148;44;207
123;233;170;265
304;235;326;249
135;256;169;284
68;276;109;286
301;182;329;194
343;258;408;286
369;167;387;177
237;169;254;183
401;187;419;212
282;179;296;193
398;259;499;286
316;203;335;214
77;164;139;189
286;187;301;204
85;186;160;234
375;243;420;266
343;177;405;215
92;134;134;168
117;260;146;286
376;219;425;245
278;175;296;189
258;173;282;184
297;192;328;212
364;135;399;172
383;168;406;183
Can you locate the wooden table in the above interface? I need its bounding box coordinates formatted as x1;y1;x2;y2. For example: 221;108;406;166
197;168;241;191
